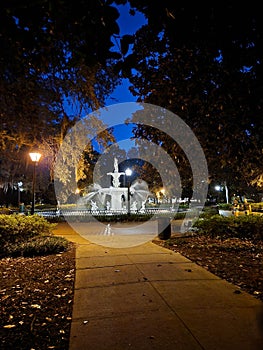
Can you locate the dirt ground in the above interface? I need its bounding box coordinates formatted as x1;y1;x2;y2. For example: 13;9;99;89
0;243;75;350
154;235;263;302
1;235;262;349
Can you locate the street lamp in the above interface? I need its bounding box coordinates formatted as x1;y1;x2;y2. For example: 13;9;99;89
215;182;229;203
17;181;23;211
29;151;41;215
125;168;132;215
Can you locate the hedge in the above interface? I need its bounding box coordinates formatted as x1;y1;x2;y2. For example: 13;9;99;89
193;214;263;240
0;214;69;258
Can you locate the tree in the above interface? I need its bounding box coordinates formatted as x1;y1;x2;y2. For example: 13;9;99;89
121;2;263;196
0;0;128;196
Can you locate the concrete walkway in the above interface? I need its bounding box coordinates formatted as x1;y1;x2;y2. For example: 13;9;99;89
54;222;263;350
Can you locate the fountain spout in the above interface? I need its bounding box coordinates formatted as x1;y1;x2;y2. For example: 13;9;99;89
107;157;125;188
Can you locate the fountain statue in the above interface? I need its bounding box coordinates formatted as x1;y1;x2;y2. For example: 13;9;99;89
107;157;125;188
77;157;151;212
90;200;98;211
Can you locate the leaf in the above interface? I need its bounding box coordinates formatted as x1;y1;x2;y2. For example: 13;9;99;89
120;34;133;56
108;51;122;59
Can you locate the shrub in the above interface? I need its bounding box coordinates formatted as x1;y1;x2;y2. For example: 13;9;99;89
200;206;219;219
232;215;263;239
218;203;233;210
65;212;185;223
5;235;69;257
193;214;263;240
251;202;263;212
0;214;68;258
0;208;13;215
193;215;235;238
0;214;56;245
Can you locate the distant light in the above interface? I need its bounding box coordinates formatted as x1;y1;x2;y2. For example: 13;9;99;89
29;152;41;162
214;185;221;191
125;168;132;176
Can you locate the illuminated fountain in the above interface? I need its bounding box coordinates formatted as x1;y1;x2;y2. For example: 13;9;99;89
77;157;150;213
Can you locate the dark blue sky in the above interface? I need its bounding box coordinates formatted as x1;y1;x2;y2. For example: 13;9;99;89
72;4;147;153
106;3;146;105
94;4;146;153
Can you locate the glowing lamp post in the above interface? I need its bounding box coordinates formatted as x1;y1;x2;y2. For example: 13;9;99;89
215;182;229;203
125;168;132;215
17;181;24;212
17;181;23;206
29;151;41;215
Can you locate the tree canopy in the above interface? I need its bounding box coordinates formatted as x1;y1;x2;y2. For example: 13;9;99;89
122;2;263;195
1;1;262;203
0;0;127;191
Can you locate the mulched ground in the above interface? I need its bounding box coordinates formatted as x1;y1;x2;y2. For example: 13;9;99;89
154;235;263;302
0;243;75;350
0;235;262;350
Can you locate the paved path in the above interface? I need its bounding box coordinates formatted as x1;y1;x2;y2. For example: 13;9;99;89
54;222;263;350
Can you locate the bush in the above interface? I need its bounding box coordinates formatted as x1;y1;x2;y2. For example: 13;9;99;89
193;214;263;240
0;208;13;215
64;212;186;223
0;214;56;244
5;236;69;257
231;215;263;239
0;214;69;258
200;205;219;219
218;203;233;210
251;202;263;212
